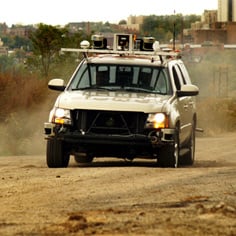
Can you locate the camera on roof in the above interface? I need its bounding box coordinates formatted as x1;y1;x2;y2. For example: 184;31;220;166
142;37;155;51
117;35;130;50
113;34;134;51
133;36;155;51
91;35;107;49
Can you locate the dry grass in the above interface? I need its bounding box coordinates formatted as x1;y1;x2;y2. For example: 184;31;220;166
197;97;236;136
0;70;49;155
0;70;47;118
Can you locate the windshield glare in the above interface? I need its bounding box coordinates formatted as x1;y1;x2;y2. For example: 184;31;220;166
68;63;172;94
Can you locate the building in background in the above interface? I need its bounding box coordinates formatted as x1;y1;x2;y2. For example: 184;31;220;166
186;0;236;44
218;0;236;22
119;15;145;32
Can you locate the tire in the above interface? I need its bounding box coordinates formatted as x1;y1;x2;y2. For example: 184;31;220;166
74;154;94;164
46;138;70;168
157;126;180;168
179;120;196;166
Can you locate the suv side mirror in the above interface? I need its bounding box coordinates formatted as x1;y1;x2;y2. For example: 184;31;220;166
176;84;199;97
48;79;66;91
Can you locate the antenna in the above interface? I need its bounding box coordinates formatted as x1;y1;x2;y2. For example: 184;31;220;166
173;10;176;51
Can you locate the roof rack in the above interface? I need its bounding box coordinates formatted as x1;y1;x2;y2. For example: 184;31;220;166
61;48;180;64
61;33;181;63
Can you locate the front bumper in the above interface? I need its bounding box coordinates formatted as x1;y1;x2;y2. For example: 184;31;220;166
44;122;175;147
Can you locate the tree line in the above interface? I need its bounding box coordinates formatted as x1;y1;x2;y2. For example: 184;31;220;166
140;14;200;42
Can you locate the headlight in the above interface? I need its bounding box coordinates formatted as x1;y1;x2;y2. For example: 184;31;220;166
146;113;168;129
49;108;72;125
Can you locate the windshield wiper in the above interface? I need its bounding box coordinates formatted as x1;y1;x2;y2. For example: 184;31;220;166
120;87;153;93
122;87;166;94
72;86;115;91
72;86;164;94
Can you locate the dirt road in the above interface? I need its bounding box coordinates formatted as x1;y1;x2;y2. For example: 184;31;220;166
0;133;235;236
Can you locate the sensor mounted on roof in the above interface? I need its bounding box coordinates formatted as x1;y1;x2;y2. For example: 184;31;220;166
91;34;107;49
113;34;134;51
80;40;90;49
142;37;155;51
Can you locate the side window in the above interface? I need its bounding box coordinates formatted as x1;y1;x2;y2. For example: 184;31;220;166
172;65;185;90
176;64;187;84
172;67;181;90
178;62;191;84
68;63;90;89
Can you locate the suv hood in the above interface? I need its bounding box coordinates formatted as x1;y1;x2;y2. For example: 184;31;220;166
55;90;171;113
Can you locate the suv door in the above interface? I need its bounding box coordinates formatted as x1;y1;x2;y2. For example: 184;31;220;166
172;64;193;145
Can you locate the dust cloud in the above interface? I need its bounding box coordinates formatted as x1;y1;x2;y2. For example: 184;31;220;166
183;48;236;136
0;99;53;156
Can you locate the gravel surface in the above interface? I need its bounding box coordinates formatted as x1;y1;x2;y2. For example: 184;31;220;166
0;133;235;235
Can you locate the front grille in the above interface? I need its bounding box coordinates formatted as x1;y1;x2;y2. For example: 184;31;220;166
72;110;147;135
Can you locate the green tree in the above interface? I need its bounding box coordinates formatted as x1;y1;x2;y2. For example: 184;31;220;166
13;36;32;50
0;55;16;72
29;23;68;78
140;14;200;43
119;20;127;25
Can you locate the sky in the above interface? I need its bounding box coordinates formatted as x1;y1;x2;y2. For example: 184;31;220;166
0;0;218;26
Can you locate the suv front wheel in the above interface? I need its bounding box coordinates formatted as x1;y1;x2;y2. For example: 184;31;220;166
157;125;180;168
46;138;70;168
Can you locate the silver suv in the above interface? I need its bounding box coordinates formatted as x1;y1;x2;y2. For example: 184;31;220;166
44;34;199;168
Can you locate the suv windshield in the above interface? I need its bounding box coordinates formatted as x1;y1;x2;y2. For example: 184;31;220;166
68;63;172;95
